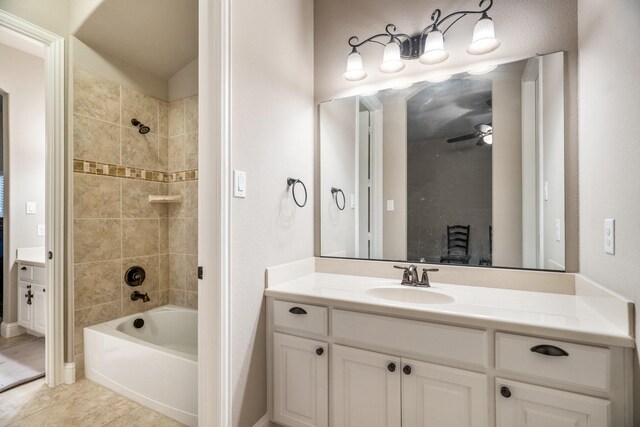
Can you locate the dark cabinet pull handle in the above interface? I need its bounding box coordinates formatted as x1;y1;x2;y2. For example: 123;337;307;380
403;365;412;375
500;386;511;398
21;267;27;271
316;348;324;356
387;363;396;372
289;306;307;315
530;344;569;357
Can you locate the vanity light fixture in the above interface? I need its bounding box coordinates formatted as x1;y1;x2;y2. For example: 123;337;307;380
343;0;500;81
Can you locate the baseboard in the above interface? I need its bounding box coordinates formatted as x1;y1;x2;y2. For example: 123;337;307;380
0;321;26;338
253;413;274;427
64;362;76;384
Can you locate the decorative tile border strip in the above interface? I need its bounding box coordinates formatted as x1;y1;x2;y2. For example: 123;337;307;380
73;159;198;183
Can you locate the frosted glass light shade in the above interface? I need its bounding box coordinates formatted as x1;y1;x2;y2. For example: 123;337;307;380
379;42;405;73
419;29;449;65
483;134;493;145
467;16;501;55
343;51;367;81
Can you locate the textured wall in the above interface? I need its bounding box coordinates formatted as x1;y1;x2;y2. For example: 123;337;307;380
577;0;640;421
230;0;315;425
71;69;198;377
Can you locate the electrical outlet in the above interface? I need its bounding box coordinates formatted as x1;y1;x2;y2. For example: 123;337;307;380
350;194;356;209
386;200;394;211
604;219;615;254
37;224;45;237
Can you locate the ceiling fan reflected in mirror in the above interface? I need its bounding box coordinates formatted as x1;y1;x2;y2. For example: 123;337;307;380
446;123;493;146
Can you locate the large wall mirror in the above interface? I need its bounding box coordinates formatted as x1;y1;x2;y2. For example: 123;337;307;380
320;52;566;271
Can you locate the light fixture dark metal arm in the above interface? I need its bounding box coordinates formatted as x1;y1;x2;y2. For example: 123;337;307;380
348;24;412;49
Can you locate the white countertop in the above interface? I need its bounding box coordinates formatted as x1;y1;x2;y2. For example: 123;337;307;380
265;272;634;348
16;247;46;266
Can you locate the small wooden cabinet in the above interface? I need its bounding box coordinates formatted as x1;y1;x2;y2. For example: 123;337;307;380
17;262;46;335
273;333;328;427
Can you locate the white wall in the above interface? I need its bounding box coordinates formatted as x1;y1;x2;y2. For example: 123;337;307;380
315;0;579;271
319;97;357;257
577;0;640;421
168;58;198;102
230;0;315;425
0;42;46;325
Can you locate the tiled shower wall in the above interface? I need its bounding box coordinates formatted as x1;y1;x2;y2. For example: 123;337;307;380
72;69;198;376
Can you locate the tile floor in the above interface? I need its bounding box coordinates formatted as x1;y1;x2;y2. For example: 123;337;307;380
0;377;184;426
0;334;40;351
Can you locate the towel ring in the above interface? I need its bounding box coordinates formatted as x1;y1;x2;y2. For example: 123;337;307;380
287;178;307;207
331;187;346;210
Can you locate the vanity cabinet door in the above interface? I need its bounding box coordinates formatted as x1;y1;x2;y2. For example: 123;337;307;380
496;379;610;427
273;333;328;427
402;358;488;427
332;344;401;427
32;283;47;335
17;280;33;329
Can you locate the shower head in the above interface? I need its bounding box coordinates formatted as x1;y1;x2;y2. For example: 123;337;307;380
131;118;151;135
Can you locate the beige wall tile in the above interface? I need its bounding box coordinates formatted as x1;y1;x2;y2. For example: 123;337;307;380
159;136;168;172
121;179;163;219
159;254;170;290
74;300;121;355
74;353;85;379
185;291;198;309
159;219;169;254
168;99;185;137
74;219;121;263
73;174;120;219
184;132;198;170
122;219;159;258
122;255;160;294
185;180;198;217
168;135;185;172
73;69;120;123
185;255;198;292
74;260;121;309
185;217;198;255
185;95;198;133
169;289;186;306
73;114;120;164
159;289;169;305
159;101;169;137
168;218;185;254
169;253;186;290
121;128;159;171
168;182;186;218
121;86;159;132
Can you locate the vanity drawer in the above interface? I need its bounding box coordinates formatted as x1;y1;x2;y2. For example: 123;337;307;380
33;266;46;284
332;309;487;368
495;333;610;391
18;264;33;281
273;300;328;336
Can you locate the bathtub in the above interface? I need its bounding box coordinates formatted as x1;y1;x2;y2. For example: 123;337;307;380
84;305;197;426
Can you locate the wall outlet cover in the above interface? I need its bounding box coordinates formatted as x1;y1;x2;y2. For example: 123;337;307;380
386;200;394;211
37;224;45;237
604;218;615;254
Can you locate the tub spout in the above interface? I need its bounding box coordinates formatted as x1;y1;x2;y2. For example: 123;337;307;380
131;291;150;302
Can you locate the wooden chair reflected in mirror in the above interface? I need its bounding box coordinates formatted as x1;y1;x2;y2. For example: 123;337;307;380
479;225;493;267
440;225;471;264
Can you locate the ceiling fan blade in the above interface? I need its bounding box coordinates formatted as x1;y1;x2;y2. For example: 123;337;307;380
447;133;478;143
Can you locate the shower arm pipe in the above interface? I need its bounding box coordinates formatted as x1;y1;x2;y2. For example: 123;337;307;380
347;24;412;50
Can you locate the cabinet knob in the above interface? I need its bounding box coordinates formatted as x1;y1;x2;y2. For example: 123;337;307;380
500;386;511;398
316;347;324;356
21;267;27;271
403;365;412;375
387;363;396;372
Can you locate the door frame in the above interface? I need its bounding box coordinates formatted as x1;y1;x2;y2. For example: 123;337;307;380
0;11;66;386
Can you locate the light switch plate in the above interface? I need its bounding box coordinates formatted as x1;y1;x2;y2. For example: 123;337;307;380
604;218;615;254
233;170;246;198
386;200;394;211
554;219;561;242
37;224;45;237
26;202;36;214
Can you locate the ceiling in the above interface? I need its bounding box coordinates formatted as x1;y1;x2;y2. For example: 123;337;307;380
74;0;198;80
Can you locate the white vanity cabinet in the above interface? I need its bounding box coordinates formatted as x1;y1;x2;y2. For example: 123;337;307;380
17;262;47;335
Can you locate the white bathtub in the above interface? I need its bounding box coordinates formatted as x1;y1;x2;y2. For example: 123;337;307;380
84;305;197;426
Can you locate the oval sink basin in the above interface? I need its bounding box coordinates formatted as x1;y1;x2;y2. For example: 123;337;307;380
365;287;455;305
